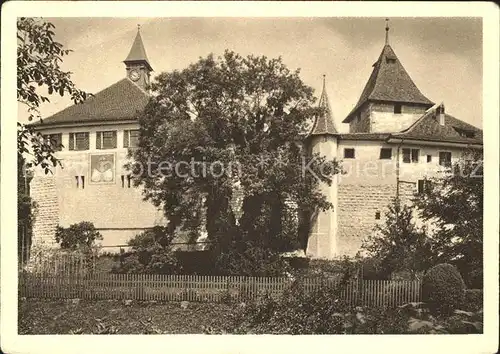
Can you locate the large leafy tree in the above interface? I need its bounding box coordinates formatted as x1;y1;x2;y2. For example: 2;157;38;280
17;17;89;262
17;17;89;172
414;150;483;287
362;151;483;287
360;197;434;280
132;51;341;274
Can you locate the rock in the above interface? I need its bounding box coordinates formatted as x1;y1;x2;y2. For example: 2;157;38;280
123;299;132;306
71;298;80;305
180;301;189;309
20;297;27;301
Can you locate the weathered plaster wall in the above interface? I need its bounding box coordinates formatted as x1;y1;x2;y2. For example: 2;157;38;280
370;102;427;133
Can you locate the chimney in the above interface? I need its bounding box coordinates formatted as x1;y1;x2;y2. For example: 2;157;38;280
438;103;445;126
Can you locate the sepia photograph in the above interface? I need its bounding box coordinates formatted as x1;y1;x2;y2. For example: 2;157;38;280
1;2;499;354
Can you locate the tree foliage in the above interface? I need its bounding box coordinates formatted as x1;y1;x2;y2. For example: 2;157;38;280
131;51;341;274
17;17;90;258
413;150;483;287
55;222;103;250
362;151;483;287
112;226;180;274
422;263;466;315
360;197;434;279
17;17;90;172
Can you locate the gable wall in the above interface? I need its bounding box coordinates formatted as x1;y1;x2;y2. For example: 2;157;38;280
30;122;167;252
348;104;371;133
370;102;427;133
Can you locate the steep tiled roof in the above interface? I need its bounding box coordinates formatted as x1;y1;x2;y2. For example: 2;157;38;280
309;77;338;136
343;44;434;123
392;105;483;145
31;78;149;126
124;30;153;71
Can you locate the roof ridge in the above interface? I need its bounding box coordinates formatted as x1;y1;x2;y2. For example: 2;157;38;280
31;78;150;127
124;77;150;97
395;103;440;135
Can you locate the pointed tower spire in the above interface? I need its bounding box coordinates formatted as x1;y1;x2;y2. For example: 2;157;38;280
342;24;434;124
385;18;390;45
310;75;337;135
124;26;153;71
124;26;153;91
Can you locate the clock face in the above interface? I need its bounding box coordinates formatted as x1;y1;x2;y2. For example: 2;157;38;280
129;70;141;81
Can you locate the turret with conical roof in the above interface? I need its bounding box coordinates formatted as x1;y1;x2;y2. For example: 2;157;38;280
310;75;338;136
124;25;153;91
306;75;338;260
343;19;434;133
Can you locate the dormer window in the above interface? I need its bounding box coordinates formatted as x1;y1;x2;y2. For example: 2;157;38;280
453;127;475;138
394;103;402;114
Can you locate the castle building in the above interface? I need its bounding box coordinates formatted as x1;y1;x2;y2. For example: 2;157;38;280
29;23;483;258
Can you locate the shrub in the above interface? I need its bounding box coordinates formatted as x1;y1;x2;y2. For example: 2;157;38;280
111;226;180;274
422;263;466;314
55;221;102;250
463;289;483;312
211;278;351;334
215;242;291;277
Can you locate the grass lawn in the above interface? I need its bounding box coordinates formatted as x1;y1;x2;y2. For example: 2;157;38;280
18;298;232;334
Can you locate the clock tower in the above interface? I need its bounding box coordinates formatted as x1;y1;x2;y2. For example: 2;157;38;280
123;26;153;91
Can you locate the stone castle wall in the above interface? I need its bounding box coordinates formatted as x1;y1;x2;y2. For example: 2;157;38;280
30;177;59;246
30;148;166;252
336;181;416;256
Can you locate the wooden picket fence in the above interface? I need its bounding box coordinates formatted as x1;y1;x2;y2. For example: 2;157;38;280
20;251;96;276
19;272;421;307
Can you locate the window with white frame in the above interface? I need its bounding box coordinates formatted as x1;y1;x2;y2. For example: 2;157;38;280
402;148;419;163
439;151;452;168
96;131;117;149
123;129;140;148
43;133;63;151
69;132;89;151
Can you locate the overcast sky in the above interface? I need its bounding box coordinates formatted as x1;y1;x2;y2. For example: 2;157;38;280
20;17;482;131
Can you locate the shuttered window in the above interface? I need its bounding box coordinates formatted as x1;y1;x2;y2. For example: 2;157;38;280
44;133;63;151
123;130;140;148
69;132;89;151
96;131;117;149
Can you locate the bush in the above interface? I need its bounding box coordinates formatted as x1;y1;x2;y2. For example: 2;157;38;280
215;242;291;277
463;289;483;312
422;263;466;315
55;221;102;250
210;278;351;334
111;226;180;274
